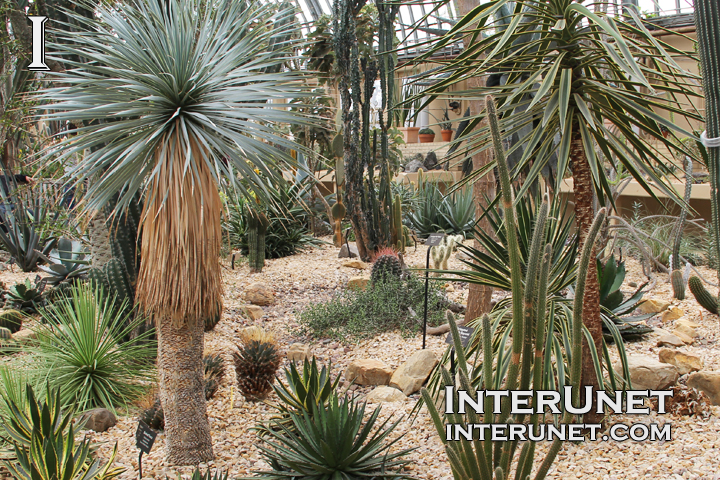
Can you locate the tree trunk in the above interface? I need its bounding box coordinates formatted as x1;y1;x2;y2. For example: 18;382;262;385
459;0;494;322
157;318;213;464
570;128;603;425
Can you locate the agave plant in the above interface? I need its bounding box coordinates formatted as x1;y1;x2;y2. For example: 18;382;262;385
0;186;60;272
5;278;46;314
168;468;228;480
597;254;653;339
249;394;415;479
30;283;156;411
38;238;90;287
260;357;341;435
1;384;122;480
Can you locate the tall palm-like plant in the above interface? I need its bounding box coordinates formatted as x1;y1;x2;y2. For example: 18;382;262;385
414;0;703;422
38;0;312;464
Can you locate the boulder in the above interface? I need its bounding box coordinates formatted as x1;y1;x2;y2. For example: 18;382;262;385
687;372;720;405
366;386;406;403
658;348;703;375
671;329;695;345
342;260;367;270
10;329;36;346
338;244;359;259
242;305;264;321
661;307;684;323
673;319;698;339
614;354;678;390
638;299;671;315
404;159;424;173
345;359;393;386
347;277;369;291
78;408;116;433
424;151;439;170
390;350;438;395
245;283;275;306
655;329;685;347
287;343;312;363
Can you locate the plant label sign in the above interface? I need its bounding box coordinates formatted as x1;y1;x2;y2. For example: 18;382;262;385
426;233;445;247
136;421;157;454
445;325;475;348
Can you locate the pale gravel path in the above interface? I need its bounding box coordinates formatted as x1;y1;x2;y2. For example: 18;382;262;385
2;242;720;479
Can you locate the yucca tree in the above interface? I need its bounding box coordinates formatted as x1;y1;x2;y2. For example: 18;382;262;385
414;0;703;422
38;0;312;464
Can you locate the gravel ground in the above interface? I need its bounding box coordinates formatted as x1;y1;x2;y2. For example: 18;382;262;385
2;239;720;480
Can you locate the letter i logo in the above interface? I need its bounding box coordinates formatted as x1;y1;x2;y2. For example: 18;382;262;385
28;16;50;71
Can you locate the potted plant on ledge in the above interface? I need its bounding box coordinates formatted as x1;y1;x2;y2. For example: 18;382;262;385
440;109;453;142
418;127;435;143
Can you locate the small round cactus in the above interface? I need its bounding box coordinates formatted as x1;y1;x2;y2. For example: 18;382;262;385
371;254;402;283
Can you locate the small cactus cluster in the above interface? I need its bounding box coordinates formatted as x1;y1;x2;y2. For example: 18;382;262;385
246;206;270;273
688;276;718;314
139;354;226;430
0;309;23;334
370;249;403;283
233;327;281;400
430;235;463;275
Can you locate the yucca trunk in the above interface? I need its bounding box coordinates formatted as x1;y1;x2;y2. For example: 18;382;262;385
459;0;495;323
570;128;603;424
137;131;222;463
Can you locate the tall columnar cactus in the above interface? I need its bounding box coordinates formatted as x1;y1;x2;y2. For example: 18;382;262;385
246;206;269;274
391;194;404;252
689;276;718;314
421;96;607;480
695;1;720;287
332;145;346;247
671;158;693;300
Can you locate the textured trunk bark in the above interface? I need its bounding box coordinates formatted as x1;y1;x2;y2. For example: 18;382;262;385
88;209;114;269
570;129;604;425
459;0;494;322
157;318;213;464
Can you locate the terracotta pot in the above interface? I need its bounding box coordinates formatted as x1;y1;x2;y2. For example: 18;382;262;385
441;129;453;142
419;133;435;143
404;126;420;143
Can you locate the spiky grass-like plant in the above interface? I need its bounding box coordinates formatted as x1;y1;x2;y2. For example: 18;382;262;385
38;0;314;464
29;283;156;412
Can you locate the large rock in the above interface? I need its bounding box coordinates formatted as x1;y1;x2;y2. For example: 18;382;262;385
242;305;264;320
287;343;312;363
10;329;36;346
638;298;671;315
655;328;685;347
674;319;699;339
687;372;720;405
342;260;367;270
404;158;424;173
346;359;393;386
78;408;116;433
390;350;438;395
658;348;703;375
424;151;439;170
614;354;678;390
338;244;359;259
347;277;369;291
245;283;275;306
661;307;684;323
366;386;407;403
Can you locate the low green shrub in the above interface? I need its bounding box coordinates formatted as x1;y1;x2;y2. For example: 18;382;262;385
297;275;448;341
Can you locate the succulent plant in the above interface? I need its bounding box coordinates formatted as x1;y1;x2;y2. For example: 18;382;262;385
38;238;90;287
0;309;24;333
167;468;228;480
5;278;45;313
689;276;718;314
139;398;165;431
430;244;452;274
233;328;281;401
370;253;402;283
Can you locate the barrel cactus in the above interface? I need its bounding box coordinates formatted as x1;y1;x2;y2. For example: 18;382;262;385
370;253;402;283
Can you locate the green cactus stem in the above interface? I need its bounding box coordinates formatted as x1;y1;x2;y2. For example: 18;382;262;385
689;276;718;314
671;158;693;299
246;207;269;274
